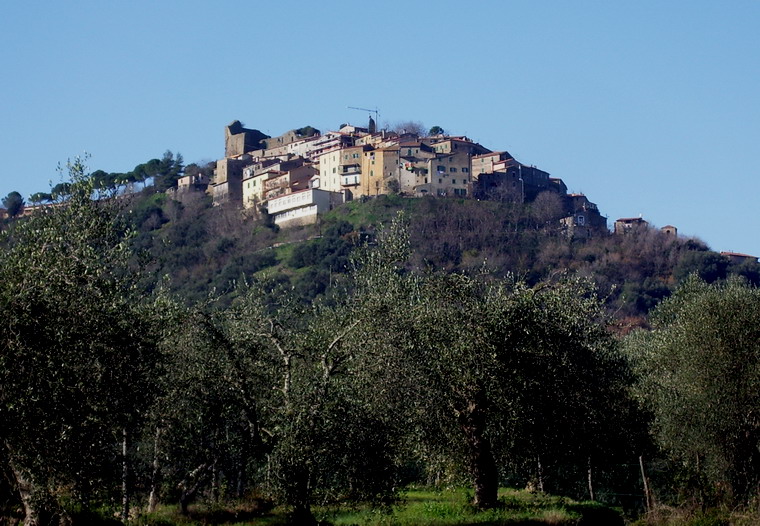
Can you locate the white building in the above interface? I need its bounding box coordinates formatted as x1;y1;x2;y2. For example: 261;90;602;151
267;188;344;227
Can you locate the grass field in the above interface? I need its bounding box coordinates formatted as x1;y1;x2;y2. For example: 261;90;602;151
135;488;623;526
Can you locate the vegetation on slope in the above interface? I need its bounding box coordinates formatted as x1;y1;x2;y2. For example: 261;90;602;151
4;164;760;526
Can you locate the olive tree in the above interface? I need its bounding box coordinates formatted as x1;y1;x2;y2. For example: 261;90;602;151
148;279;405;523
354;215;630;508
0;158;164;525
626;276;760;505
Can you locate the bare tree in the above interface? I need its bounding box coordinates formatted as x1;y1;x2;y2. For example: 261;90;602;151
390;120;426;137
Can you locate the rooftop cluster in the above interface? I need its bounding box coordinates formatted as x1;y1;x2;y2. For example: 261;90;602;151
176;119;610;237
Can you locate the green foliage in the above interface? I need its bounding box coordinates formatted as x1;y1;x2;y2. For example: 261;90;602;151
626;277;760;505
29;191;52;204
0;157;166;521
673;251;729;283
8;175;759;525
295;125;320;137
130;193;170;232
51;181;72;198
2;191;24;217
622;278;672;314
729;259;760;287
288;220;355;270
351;217;639;507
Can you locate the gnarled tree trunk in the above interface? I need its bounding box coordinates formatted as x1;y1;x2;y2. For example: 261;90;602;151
457;392;498;509
6;453;40;526
178;462;213;515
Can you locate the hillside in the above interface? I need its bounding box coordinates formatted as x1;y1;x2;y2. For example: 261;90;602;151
5;167;760;526
125;187;760;326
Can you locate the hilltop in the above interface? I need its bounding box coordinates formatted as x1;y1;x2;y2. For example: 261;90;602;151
3;119;759;321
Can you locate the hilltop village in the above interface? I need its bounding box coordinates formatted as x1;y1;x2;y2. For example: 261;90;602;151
174;119;622;238
4;118;756;263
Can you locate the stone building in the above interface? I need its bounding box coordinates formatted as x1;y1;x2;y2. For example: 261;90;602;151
402;151;472;197
473;161;551;202
614;217;648;235
560;193;607;238
224;121;268;158
212;156;249;206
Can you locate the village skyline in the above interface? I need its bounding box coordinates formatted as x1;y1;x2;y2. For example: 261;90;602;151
2;2;760;255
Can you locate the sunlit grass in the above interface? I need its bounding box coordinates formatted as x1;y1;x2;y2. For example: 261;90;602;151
314;487;614;525
133;488;621;525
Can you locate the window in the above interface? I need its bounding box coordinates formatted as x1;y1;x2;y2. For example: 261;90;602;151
439;178;442;184
462;167;469;173
332;168;336;173
437;165;446;172
407;149;413;156
452;179;457;185
450;167;457;172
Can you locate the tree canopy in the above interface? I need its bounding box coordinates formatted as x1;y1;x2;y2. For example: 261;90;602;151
2;191;24;217
0;159;165;525
626;276;760;505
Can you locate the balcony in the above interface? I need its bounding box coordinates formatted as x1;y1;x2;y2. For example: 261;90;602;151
341;174;360;187
339;164;361;175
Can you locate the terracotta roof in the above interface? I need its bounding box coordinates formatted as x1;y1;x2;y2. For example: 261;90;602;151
472;151;504;159
720;251;758;259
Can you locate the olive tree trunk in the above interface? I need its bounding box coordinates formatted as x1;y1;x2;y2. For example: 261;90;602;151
11;465;39;526
457;394;498;509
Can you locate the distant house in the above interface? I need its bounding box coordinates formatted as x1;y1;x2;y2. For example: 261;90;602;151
614;217;648;235
560;194;607;239
166;173;210;203
720;252;759;264
211;156;249;206
362;146;400;197
177;173;209;192
471;151;513;181
401;150;472;198
473;162;551;202
661;225;677;237
426;136;491;156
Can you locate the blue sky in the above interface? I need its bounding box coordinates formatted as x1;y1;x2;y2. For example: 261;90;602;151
2;1;759;255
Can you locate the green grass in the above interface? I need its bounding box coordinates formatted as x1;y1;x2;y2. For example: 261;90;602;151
134;489;621;526
314;488;621;526
324;195;409;230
